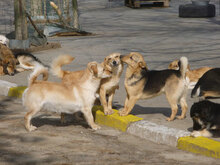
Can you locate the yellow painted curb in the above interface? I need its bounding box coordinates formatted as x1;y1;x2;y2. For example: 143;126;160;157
178;136;220;159
92;105;143;132
8;86;27;98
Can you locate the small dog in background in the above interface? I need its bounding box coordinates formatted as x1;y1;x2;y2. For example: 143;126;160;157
0;43;18;75
0;35;47;75
23;56;111;131
15;52;48;72
0;35;17;75
98;53;123;115
168;59;212;89
190;100;220;137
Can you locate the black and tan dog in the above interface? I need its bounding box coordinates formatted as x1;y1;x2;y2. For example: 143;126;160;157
119;52;188;121
190;100;220;137
0;35;47;75
191;68;220;99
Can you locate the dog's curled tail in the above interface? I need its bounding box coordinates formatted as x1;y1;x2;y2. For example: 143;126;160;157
28;65;48;86
179;56;188;78
51;55;75;78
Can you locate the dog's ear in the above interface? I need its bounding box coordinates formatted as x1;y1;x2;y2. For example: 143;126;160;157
138;61;147;69
104;57;108;63
88;62;98;76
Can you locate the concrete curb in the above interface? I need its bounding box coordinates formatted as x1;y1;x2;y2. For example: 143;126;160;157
1;83;220;159
127;120;190;147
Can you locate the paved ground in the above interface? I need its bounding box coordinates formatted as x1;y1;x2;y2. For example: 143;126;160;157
1;0;220;140
1;0;220;162
0;96;219;165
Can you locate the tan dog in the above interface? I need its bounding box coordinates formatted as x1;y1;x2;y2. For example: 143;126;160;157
119;52;188;121
51;53;123;115
23;56;111;131
0;43;18;75
168;59;212;89
98;53;123;115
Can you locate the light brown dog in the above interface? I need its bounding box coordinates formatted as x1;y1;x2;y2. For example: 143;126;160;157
168;59;212;89
119;52;188;121
98;53;123;115
23;55;111;131
0;43;18;75
51;53;123;115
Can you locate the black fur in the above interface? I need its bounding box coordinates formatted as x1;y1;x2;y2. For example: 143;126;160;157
191;68;220;98
14;52;43;64
14;52;49;68
190;100;220;131
142;69;181;94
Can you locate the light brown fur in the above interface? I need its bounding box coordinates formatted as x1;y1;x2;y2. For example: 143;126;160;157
98;53;123;115
23;56;111;132
119;52;188;121
168;59;212;89
51;53;123;116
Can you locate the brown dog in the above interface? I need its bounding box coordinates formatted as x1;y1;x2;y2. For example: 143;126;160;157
0;43;18;75
23;56;111;132
98;53;123;115
168;59;212;89
119;52;188;121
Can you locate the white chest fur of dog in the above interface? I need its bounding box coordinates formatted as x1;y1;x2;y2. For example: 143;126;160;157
101;64;123;93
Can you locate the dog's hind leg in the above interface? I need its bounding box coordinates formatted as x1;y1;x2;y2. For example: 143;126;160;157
166;95;178;121
83;107;101;130
177;97;188;120
24;108;39;132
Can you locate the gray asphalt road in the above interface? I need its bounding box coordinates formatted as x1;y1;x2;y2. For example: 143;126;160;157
0;96;219;165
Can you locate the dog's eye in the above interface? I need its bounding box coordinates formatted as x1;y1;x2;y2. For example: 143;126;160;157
130;56;133;60
108;58;111;61
115;56;119;58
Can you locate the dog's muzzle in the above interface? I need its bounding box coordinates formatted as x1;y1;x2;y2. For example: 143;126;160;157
112;60;118;66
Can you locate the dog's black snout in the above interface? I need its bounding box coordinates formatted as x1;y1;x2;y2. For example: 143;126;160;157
113;61;117;65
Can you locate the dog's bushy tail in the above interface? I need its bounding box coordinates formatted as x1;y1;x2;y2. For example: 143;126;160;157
51;55;75;78
28;65;48;86
179;56;188;78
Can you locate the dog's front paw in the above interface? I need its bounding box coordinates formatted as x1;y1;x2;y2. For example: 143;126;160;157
166;117;174;121
118;109;128;116
191;131;201;137
91;124;101;130
104;108;114;115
